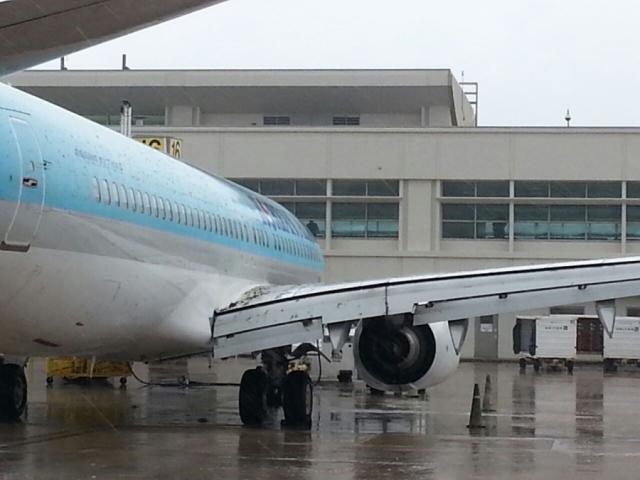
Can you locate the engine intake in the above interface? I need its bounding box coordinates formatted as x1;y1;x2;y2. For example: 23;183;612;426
353;315;464;392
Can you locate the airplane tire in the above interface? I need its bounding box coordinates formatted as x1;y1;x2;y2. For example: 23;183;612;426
282;371;313;429
0;364;27;421
239;368;268;425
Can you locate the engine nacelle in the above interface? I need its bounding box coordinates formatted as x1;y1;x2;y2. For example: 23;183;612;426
353;315;467;392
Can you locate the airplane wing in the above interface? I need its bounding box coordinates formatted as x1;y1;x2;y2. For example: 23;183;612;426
211;256;640;358
0;0;227;77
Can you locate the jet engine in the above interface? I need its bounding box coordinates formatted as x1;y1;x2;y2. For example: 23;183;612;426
353;314;468;392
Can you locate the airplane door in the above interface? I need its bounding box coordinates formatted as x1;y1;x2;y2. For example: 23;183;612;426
2;117;45;252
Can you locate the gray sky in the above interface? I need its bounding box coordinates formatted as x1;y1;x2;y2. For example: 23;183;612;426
36;0;640;127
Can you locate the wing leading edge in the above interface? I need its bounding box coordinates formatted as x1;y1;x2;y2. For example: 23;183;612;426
211;257;640;358
0;0;227;77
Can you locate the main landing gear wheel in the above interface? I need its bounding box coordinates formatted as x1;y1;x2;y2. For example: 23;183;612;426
282;371;313;429
0;364;27;421
239;368;268;426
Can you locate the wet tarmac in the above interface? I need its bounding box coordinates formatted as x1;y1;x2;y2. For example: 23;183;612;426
2;359;640;479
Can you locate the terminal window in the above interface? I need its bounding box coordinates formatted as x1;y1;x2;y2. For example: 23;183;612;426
514;204;621;240
442;203;508;239
442;180;509;197
627;182;640;198
332;203;399;238
263;116;291;126
232;179;327;196
231;178;400;239
333;180;399;197
626;206;640;240
281;202;326;238
515;181;621;198
333;116;360;126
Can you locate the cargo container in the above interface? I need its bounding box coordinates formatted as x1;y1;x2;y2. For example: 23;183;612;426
513;315;576;373
602;316;640;372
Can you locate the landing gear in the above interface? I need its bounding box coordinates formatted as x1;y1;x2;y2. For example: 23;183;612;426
0;364;27;421
239;368;268;425
239;347;314;429
282;371;313;428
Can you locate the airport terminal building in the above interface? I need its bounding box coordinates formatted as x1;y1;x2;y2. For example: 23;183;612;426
9;68;640;360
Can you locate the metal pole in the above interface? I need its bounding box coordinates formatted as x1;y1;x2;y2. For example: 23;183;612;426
120;100;132;137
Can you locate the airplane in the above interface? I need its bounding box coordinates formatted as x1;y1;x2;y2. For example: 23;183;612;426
2;0;640;428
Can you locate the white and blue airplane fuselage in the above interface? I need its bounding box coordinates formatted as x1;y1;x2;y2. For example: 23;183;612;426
0;83;323;361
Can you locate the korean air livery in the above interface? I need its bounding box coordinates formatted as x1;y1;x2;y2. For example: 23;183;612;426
1;0;640;426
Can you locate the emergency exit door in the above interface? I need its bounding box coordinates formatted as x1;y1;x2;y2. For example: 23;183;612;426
2;117;45;252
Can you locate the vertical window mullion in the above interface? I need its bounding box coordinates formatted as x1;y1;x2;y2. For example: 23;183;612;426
473;204;478;239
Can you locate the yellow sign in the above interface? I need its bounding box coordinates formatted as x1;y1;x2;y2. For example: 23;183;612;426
168;138;182;159
135;137;182;159
137;137;165;151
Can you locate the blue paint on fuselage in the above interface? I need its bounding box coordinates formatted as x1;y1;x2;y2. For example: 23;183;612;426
0;83;323;273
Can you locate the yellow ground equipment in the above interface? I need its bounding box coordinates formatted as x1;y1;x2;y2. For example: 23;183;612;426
46;357;130;385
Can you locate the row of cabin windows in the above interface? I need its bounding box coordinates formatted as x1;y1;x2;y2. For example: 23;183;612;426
91;178;321;262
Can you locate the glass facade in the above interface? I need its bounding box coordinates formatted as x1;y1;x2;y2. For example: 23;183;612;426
231;179;400;239
514;181;621;198
514;205;621;240
333;116;360;126
233;179;327;196
333;180;399;197
332;203;399;238
442;180;509;197
280;202;327;238
443;180;630;242
263;116;291;126
442;203;508;239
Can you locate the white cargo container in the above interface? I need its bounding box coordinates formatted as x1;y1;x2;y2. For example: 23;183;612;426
603;316;640;371
513;315;577;372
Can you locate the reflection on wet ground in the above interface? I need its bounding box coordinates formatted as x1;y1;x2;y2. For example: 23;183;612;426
2;360;640;479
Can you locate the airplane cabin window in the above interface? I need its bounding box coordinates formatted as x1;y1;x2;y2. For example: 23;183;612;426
128;187;136;212
179;204;186;225
135;190;144;214
166;199;173;222
199;210;204;230
143;193;151;215
92;177;100;202
150;195;158;217
119;185;128;209
158;197;166;219
101;179;110;205
172;202;179;222
110;182;120;207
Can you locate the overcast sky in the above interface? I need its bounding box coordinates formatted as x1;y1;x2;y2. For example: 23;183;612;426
35;0;640;127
